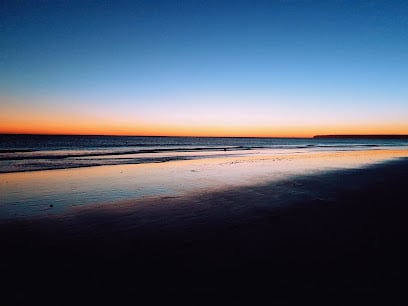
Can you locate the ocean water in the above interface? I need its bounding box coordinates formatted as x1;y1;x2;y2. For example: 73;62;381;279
1;134;407;173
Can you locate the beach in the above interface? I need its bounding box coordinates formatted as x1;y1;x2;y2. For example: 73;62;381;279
2;148;408;219
3;0;408;304
1;149;408;304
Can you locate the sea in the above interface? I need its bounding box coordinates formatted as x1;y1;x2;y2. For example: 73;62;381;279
1;134;408;173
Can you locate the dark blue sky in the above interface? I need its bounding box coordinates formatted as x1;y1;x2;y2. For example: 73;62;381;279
1;0;408;136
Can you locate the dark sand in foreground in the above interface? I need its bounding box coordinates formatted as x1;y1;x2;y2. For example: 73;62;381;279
2;158;408;305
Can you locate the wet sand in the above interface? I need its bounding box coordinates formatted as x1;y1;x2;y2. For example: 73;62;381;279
1;158;408;305
2;148;408;219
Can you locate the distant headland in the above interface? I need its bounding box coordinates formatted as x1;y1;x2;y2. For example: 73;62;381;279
314;135;408;139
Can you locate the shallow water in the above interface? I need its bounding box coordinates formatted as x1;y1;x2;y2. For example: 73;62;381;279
1;148;408;220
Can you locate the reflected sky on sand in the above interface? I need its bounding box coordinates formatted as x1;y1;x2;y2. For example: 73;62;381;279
1;149;408;220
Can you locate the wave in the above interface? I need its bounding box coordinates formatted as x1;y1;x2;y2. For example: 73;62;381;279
0;143;394;162
0;155;203;173
0;142;405;174
0;146;241;161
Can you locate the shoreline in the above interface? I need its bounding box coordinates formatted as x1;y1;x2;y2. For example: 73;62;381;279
1;158;408;304
2;149;408;220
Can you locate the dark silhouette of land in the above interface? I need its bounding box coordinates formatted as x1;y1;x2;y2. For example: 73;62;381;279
1;159;408;305
314;134;408;139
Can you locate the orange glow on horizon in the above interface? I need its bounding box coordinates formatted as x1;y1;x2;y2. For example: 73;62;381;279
2;96;408;138
1;121;408;138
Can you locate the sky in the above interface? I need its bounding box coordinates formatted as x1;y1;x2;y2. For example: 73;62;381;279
1;0;408;137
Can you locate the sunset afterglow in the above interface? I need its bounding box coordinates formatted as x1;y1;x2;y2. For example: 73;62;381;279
1;1;407;137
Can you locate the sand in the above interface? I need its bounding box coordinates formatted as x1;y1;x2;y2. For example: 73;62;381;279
1;157;408;305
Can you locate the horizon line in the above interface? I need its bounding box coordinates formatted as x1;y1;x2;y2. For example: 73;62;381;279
0;132;311;139
2;132;408;139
